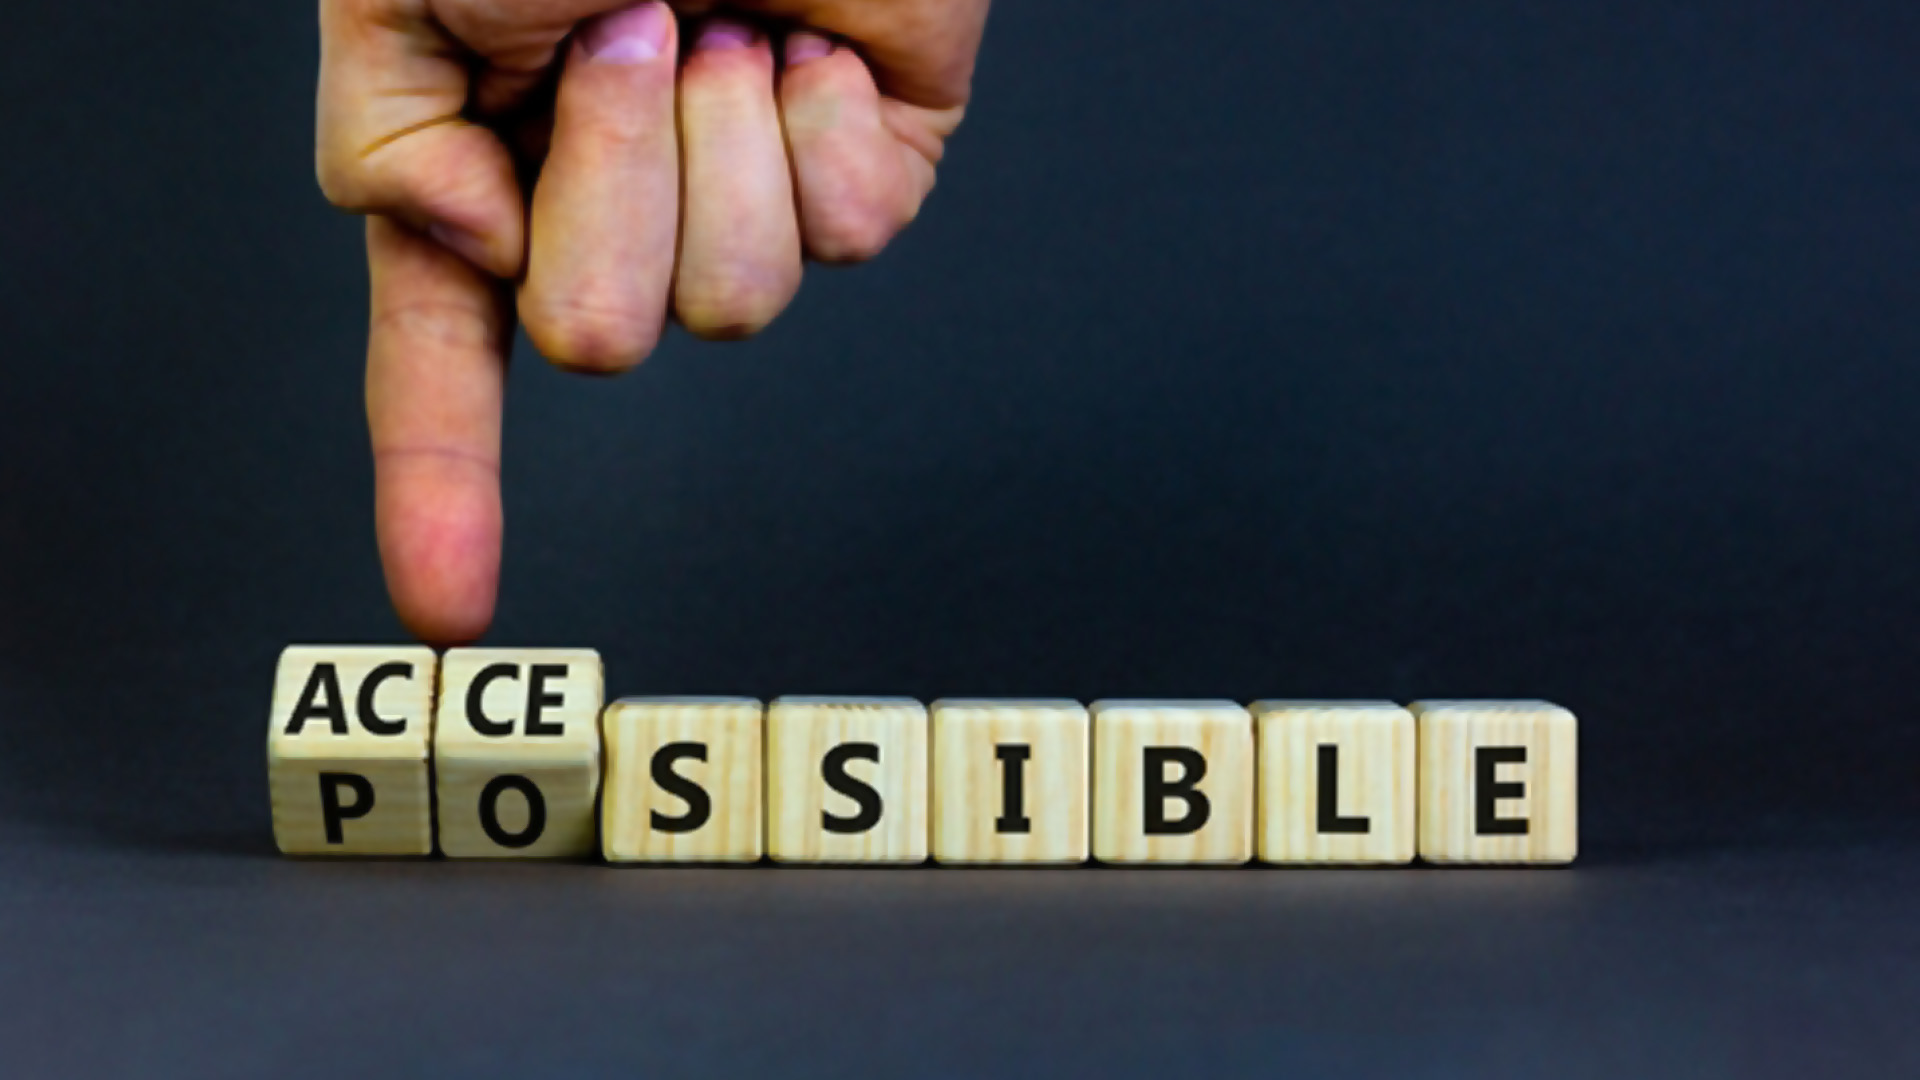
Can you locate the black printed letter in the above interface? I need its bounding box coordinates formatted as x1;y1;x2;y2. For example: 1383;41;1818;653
318;772;374;843
523;664;568;737
994;744;1032;834
478;775;547;848
466;663;518;736
285;663;348;736
1143;747;1210;834
355;662;413;737
822;743;883;833
650;743;712;833
1475;747;1529;836
1316;744;1370;834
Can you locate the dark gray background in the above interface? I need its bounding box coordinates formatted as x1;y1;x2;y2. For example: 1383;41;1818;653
2;1;1917;1075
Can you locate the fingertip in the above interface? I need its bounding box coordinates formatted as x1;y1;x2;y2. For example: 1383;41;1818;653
578;1;675;65
681;14;774;78
397;600;494;650
692;15;763;55
784;29;835;68
375;454;502;647
779;37;870;94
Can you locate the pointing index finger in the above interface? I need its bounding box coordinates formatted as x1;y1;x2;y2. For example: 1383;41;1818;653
365;217;510;645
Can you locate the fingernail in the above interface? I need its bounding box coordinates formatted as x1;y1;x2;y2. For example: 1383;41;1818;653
427;222;490;269
696;17;757;52
581;2;671;64
785;30;834;66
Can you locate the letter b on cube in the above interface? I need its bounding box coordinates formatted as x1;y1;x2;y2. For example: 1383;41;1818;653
1092;701;1252;865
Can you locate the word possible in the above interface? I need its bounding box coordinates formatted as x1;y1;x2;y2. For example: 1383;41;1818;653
267;647;1577;865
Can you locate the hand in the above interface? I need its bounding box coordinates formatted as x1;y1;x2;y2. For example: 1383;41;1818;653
316;0;990;643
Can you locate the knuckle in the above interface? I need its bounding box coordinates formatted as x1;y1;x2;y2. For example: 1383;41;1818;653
675;270;795;340
315;151;369;211
521;294;658;373
372;299;503;355
807;205;899;263
323;120;500;219
803;176;911;263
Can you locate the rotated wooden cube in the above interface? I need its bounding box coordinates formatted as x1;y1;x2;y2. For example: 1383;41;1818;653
267;645;437;856
1091;700;1253;865
931;699;1089;864
602;697;764;863
1414;700;1577;865
1253;701;1414;865
766;697;928;864
434;648;603;858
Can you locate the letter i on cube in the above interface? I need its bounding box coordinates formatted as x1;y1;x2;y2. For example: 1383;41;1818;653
931;699;1089;864
435;649;604;858
267;646;438;856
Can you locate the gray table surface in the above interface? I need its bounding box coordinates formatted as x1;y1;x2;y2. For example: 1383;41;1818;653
3;817;1915;1078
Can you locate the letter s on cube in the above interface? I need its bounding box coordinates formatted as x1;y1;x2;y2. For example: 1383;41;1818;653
766;697;928;864
601;697;764;863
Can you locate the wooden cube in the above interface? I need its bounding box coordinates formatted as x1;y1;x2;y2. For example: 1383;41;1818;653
1414;700;1577;865
434;648;603;858
931;699;1089;864
766;697;928;864
267;645;437;856
601;697;764;863
1252;701;1414;865
1091;700;1253;865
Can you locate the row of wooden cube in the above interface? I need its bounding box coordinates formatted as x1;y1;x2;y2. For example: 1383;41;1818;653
268;646;1576;865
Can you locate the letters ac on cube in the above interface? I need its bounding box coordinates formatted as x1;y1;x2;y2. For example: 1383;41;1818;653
267;646;437;856
267;646;1579;866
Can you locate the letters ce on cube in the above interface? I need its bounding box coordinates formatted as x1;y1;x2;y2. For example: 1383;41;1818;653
435;648;604;858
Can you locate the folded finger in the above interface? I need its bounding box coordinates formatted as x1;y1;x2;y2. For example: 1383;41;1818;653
780;32;930;263
674;17;803;339
520;2;681;373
